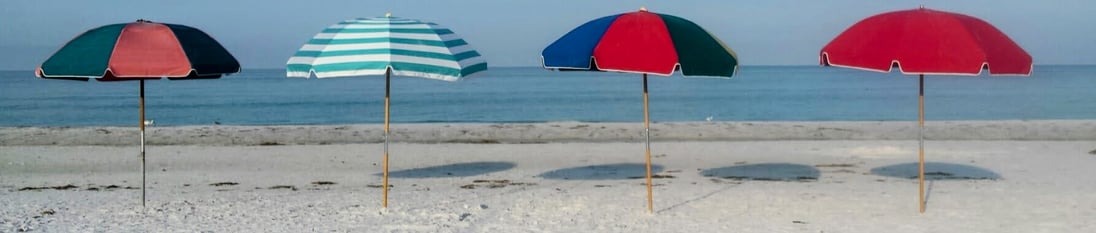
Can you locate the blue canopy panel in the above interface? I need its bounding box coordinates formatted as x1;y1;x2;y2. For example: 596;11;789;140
541;14;621;70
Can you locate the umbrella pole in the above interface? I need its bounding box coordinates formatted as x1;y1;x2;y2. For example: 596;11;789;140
383;68;391;208
139;79;146;208
918;74;925;213
643;73;653;213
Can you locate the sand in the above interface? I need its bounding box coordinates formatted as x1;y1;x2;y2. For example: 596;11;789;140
2;121;1095;232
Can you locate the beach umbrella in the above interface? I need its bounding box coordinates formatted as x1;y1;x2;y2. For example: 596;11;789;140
541;7;738;213
286;13;487;208
35;19;241;207
820;6;1032;213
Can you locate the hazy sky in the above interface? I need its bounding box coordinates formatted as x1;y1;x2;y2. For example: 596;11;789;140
2;0;1094;70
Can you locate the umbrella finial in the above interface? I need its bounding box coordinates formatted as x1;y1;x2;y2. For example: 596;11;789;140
919;4;925;9
639;6;648;12
385;12;392;18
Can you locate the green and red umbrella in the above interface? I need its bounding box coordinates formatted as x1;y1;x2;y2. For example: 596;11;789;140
36;19;240;207
542;7;738;213
37;19;239;80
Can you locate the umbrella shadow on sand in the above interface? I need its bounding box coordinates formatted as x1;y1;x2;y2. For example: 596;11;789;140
701;163;821;182
539;163;665;180
871;162;1001;209
380;162;516;178
870;162;1001;180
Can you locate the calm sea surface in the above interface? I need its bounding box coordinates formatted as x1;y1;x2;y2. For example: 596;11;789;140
1;66;1094;126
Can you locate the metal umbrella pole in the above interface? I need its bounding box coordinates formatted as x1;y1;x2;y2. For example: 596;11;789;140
139;79;147;207
642;73;653;213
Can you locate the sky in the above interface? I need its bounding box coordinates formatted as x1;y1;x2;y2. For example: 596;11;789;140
2;0;1095;70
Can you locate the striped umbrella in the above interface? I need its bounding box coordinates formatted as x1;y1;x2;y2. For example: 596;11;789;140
36;19;240;207
286;13;487;208
542;7;738;213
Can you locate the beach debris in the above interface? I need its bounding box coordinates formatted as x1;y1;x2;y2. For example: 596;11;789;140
257;141;283;146
210;182;238;187
311;181;336;186
1089;149;1096;155
717;176;817;182
39;209;55;216
815;163;856;168
18;184;78;191
594;184;612;188
628;174;675;179
479;204;489;209
366;184;393;188
459;213;472;221
792;220;808;224
462;180;536;189
268;185;297;191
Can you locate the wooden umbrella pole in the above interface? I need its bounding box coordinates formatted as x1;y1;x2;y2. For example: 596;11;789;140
643;73;653;213
383;68;391;208
139;79;146;208
918;74;925;213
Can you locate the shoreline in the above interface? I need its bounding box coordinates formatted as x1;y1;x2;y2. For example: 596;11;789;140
2;120;1094;146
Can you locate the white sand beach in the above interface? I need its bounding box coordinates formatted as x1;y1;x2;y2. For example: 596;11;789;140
2;121;1095;232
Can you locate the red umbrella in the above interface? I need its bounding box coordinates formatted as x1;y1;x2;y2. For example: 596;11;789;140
820;6;1032;213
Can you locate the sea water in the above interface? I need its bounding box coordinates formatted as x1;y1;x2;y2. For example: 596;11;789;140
1;65;1094;126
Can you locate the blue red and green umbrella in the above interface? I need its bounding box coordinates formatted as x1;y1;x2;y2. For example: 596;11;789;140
542;8;737;77
36;19;240;207
542;7;738;213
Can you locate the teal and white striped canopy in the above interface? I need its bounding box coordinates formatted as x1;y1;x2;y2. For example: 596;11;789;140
287;15;487;81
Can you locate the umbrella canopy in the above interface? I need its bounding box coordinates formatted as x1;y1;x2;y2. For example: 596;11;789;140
820;7;1032;75
287;14;486;81
819;6;1031;213
35;19;240;207
541;7;738;213
37;19;240;80
286;13;486;208
542;7;738;77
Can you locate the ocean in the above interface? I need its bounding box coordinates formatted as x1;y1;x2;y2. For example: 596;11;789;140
1;65;1094;126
